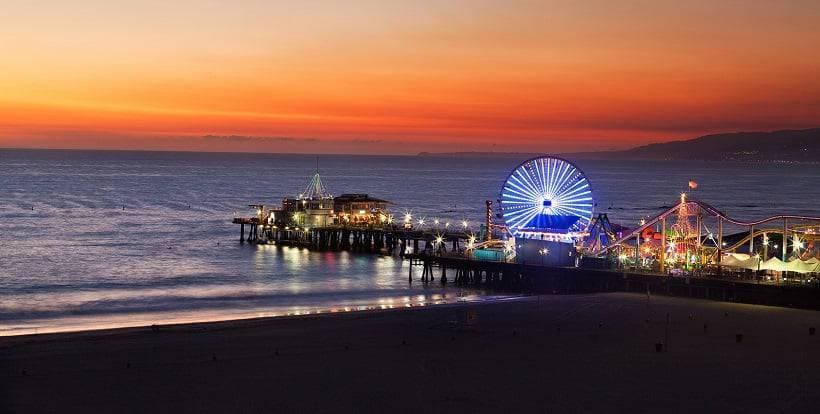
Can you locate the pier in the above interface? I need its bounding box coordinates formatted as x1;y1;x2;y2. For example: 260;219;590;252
230;213;820;310
232;158;820;310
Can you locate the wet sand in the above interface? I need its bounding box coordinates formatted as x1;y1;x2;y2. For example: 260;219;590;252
2;292;820;413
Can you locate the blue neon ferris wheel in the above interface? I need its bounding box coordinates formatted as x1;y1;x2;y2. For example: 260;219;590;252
500;156;594;238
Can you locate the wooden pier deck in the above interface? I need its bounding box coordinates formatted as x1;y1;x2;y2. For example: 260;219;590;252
232;218;472;254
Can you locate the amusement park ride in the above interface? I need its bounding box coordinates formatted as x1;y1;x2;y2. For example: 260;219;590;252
595;193;820;275
463;156;595;266
470;155;820;276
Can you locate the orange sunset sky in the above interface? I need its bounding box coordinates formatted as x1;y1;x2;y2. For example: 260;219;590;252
1;0;818;154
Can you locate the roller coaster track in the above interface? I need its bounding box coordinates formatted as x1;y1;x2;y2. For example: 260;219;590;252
692;199;820;226
721;228;787;252
596;198;820;255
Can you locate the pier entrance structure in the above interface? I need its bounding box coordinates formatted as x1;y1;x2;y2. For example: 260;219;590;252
499;156;594;266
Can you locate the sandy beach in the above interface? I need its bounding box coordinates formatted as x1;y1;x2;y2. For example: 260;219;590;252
2;292;820;413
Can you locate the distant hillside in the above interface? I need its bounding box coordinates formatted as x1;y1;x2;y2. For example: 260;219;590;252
571;128;818;162
419;128;819;162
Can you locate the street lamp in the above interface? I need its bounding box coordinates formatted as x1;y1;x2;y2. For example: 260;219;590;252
434;235;444;255
618;253;628;270
539;247;549;265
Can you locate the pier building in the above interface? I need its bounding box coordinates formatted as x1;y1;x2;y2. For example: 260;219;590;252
333;194;390;225
276;175;331;228
235;169;394;239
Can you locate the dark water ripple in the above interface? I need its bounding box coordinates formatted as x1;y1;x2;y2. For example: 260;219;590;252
1;149;818;334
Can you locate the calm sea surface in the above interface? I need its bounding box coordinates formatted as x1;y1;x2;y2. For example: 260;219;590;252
1;149;818;335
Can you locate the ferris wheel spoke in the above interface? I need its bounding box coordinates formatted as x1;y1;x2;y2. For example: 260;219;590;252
558;182;591;198
559;188;591;202
503;203;536;209
505;208;542;232
501;188;531;200
502;186;535;201
553;161;566;195
554;164;573;196
504;180;535;198
505;215;535;226
545;158;558;196
554;205;593;217
511;172;540;197
560;200;593;210
504;180;535;196
503;206;539;221
519;166;542;196
502;199;535;204
555;178;588;199
505;204;534;213
536;158;549;194
503;215;531;232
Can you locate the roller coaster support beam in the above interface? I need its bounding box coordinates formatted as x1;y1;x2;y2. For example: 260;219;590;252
696;210;703;265
749;224;754;255
717;217;723;275
782;219;788;262
660;217;666;274
485;200;493;242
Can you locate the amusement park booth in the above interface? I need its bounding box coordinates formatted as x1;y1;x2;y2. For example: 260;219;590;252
517;238;579;266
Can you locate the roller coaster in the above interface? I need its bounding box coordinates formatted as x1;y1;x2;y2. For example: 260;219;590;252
592;193;820;272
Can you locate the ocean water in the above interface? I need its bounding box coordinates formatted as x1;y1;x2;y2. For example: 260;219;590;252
1;149;818;335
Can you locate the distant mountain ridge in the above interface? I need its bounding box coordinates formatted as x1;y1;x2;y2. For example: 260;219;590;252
419;128;819;162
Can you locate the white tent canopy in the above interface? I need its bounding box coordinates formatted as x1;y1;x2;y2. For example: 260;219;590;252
761;257;787;272
720;254;759;270
719;254;820;273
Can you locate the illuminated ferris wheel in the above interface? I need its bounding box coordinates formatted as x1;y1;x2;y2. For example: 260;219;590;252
500;156;594;238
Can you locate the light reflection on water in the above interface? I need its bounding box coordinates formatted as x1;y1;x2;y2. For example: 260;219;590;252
1;274;502;336
0;243;511;336
1;150;817;336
